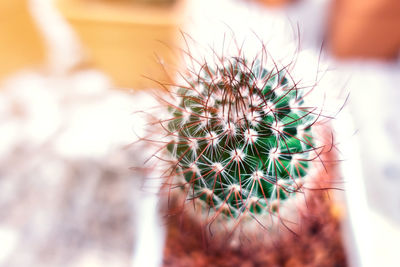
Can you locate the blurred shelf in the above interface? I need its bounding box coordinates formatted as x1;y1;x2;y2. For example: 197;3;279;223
56;0;187;90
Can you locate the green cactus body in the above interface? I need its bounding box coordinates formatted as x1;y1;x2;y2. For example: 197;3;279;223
166;57;316;219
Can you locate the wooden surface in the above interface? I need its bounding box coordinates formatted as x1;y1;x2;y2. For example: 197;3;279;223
57;0;186;89
0;0;45;81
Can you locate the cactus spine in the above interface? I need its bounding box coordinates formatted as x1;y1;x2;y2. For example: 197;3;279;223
163;53;318;221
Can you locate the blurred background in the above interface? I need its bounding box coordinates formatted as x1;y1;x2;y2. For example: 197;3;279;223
0;0;399;266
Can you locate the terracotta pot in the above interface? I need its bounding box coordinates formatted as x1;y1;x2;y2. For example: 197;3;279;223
329;0;400;60
56;0;186;90
0;0;45;81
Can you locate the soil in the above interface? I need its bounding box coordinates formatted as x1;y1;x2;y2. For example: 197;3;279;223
163;190;347;267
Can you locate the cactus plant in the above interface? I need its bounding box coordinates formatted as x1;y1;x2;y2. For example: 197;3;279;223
148;40;327;231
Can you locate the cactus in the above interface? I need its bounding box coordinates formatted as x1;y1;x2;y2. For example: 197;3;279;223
159;53;321;222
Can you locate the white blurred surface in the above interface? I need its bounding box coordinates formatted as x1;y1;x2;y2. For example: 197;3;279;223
334;62;400;267
344;63;400;224
0;68;154;267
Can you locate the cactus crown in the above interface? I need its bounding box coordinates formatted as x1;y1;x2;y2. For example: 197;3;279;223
163;53;318;220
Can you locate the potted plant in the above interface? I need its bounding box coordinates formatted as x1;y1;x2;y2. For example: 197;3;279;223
56;0;187;89
138;35;344;265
